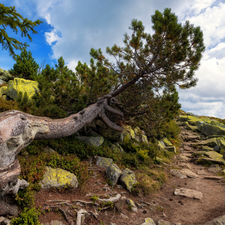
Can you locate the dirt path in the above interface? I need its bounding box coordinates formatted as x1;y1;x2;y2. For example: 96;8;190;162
35;125;225;225
151;127;225;224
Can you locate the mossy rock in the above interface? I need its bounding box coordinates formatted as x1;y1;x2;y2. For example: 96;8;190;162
141;218;156;225
96;156;113;168
39;166;78;189
0;68;13;81
119;168;137;192
110;143;125;153
0;86;8;97
184;121;198;132
106;163;122;186
161;137;173;147
7;78;39;100
76;136;104;147
204;151;224;162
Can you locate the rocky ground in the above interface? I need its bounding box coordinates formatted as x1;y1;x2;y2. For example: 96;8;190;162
32;124;225;225
2;121;225;225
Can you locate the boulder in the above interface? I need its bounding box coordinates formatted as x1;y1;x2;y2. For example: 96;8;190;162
0;68;13;81
184;121;198;132
44;146;56;154
208;164;221;173
76;136;104;147
39;166;78;189
106;163;122;186
133;127;148;143
141;218;156;225
180;169;198;178
158;140;165;150
170;169;187;179
6;78;39;100
119;168;137;192
0;79;6;85
96;157;113;169
197;121;225;136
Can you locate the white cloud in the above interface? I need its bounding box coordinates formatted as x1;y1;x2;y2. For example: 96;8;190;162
45;29;61;46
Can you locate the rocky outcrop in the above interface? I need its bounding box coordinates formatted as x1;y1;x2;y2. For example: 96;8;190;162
39;166;78;189
0;78;39;100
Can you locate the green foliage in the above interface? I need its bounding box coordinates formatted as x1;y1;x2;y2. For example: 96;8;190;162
11;207;41;225
76;56;117;105
9;47;39;79
0;97;18;112
0;3;43;58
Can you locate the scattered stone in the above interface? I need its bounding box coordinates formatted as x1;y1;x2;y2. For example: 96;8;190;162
119;168;137;192
44;146;56;154
109;223;116;225
170;169;187;179
141;218;156;225
157;219;171;225
77;136;104;147
120;213;129;219
176;155;189;161
110;143;125;153
204;215;225;225
0;217;5;223
126;199;138;212
203;176;223;180
174;188;203;200
96;157;113;169
39;166;78;189
197;170;207;175
106;164;122;186
208;164;221;173
180;169;198;178
165;146;176;153
161;137;173;147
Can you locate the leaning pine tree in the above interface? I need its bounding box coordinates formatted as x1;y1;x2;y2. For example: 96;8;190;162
0;8;205;215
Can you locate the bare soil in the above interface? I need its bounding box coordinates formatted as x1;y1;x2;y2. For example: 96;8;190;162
35;126;225;225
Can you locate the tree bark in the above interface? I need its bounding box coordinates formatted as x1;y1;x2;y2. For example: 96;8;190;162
0;98;123;193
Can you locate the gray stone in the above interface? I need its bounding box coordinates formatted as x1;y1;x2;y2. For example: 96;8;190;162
157;219;171;225
126;199;138;212
208;164;221;173
174;188;203;200
39;166;78;189
170;169;187;179
44;146;56;154
76;136;104;147
141;218;156;225
119;168;137;192
180;169;198;178
106;164;122;186
204;215;225;225
96;157;113;169
0;79;6;85
165;146;176;153
110;143;125;153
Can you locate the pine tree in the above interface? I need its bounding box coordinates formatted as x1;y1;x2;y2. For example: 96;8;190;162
0;3;42;58
9;47;39;79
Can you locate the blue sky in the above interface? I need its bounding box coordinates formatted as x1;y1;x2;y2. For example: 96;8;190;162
1;0;225;118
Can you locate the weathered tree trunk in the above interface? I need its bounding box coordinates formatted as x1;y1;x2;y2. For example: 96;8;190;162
0;73;144;216
0;98;123;192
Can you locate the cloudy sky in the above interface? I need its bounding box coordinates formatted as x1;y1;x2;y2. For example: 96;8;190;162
1;0;225;118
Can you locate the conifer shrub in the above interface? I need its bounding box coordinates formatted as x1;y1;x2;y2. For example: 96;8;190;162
0;97;18;112
11;207;41;225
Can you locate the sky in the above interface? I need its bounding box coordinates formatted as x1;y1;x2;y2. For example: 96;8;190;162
1;0;225;118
